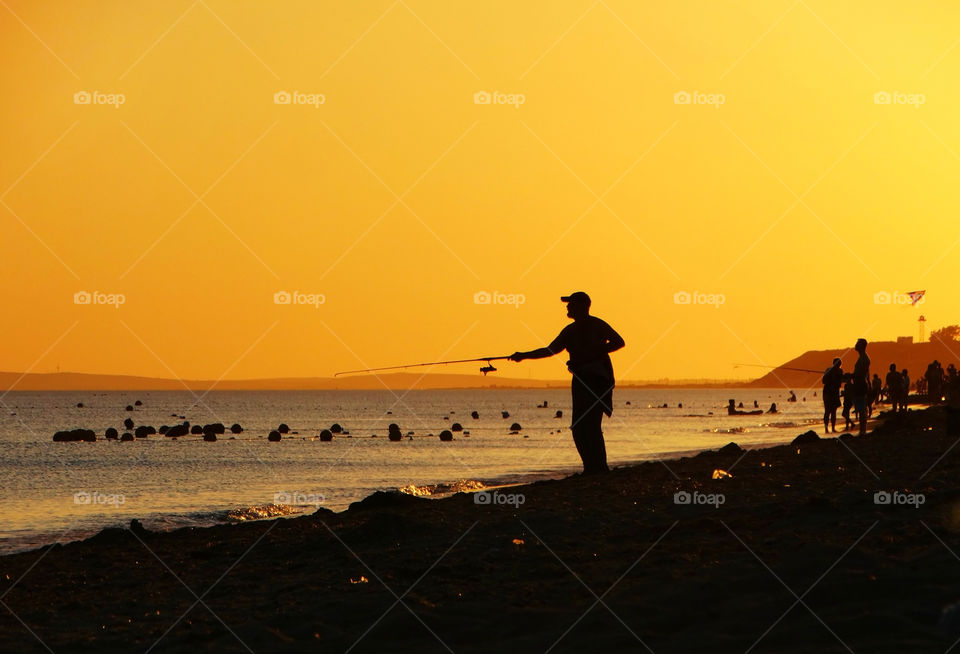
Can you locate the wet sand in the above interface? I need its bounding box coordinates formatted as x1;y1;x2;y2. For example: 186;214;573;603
1;405;959;653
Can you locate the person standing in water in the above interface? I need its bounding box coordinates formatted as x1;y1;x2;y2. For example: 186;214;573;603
510;292;625;475
822;358;843;434
852;338;870;435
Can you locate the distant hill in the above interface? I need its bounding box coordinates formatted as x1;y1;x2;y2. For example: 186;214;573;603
745;339;960;390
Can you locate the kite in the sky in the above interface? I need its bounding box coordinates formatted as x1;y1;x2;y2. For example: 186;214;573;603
906;290;926;306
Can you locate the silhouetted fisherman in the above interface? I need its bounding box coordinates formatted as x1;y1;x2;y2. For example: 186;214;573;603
510;292;624;475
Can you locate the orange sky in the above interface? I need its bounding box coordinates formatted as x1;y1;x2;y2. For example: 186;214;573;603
2;0;959;383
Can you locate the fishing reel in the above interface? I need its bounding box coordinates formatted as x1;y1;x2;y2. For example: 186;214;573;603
480;362;497;375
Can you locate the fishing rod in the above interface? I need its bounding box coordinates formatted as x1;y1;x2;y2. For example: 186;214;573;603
733;363;826;374
335;355;513;377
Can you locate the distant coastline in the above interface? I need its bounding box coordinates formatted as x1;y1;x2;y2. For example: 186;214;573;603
0;370;751;392
4;338;955;391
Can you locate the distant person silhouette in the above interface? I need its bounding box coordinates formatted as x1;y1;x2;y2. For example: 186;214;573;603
870;374;882;414
822;358;843;433
886;364;902;412
901;369;910;411
947;364;959;404
510;292;624;475
841;373;855;431
926;361;943;404
852;338;870;435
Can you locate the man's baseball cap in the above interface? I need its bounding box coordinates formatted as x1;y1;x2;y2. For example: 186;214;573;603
560;291;591;305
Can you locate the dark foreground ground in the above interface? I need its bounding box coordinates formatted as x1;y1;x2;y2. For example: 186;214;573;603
3;406;960;653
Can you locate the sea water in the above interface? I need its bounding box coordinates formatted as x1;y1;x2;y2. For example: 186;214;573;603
0;388;824;554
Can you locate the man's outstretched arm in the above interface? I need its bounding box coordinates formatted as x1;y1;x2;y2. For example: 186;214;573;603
510;334;565;362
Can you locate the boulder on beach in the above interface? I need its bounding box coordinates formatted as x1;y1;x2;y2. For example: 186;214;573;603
230;423;243;434
105;427;118;440
123;418;134;430
331;423;343;434
190;425;204;434
439;430;453;441
268;430;281;442
319;429;333;441
451;422;462;432
509;422;522;432
158;425;169;434
471;411;479;419
125;405;134;412
76;402;84;408
134;425;155;438
792;430;821;446
203;432;217;442
555;410;563;418
203;423;225;435
134;400;142;406
347;490;423;513
52;428;96;442
718;442;745;455
120;432;134;442
501;411;510;419
277;423;290;434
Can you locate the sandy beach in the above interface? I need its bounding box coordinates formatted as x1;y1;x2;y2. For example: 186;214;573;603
0;404;956;652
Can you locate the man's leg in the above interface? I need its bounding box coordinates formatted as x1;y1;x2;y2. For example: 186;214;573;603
572;407;606;474
586;406;608;473
570;379;590;473
570;377;609;474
